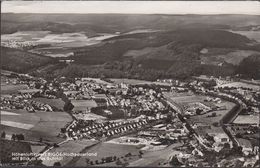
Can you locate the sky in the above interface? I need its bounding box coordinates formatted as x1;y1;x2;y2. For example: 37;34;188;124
2;1;260;15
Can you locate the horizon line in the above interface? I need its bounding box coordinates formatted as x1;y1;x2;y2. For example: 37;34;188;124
2;12;260;16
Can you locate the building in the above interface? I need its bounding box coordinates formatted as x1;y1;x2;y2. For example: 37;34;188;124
237;138;253;156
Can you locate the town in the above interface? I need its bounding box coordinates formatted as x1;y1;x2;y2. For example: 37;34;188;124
1;70;259;167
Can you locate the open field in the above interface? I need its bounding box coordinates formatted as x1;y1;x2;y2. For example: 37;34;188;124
32;98;65;110
110;78;153;85
41;140;98;166
1;70;16;76
1;31;117;57
1;111;20;116
1;84;28;94
129;143;183;167
230;30;260;42
233;115;259;125
72;142;142;166
81;78;111;85
71;100;97;112
200;48;260;66
165;92;206;106
1;109;72;143
217;82;260;90
73;112;107;121
1;121;34;130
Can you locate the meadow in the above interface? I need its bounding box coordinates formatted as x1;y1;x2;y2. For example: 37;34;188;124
41;140;98;166
218;82;260;91
72;142;141;166
32;97;65;111
231;30;260;42
1;109;72;143
1;84;28;94
233;115;259;125
1;31;117;57
200;48;260;66
110;78;153;85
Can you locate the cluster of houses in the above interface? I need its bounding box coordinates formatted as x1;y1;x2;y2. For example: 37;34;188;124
58;77;169;120
107;94;166;114
227;124;259;156
104;86;167;117
0;97;53;112
218;87;260;112
66;118;154;140
1;40;38;49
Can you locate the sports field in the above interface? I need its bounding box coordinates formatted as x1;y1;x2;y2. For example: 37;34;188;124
189;101;236;124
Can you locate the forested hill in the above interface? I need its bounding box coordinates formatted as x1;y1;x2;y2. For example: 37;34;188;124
1;47;56;73
57;28;260;80
2;13;260;80
72;29;255;64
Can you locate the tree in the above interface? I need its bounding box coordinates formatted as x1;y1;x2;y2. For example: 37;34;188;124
35;82;41;89
165;113;173;123
1;131;6;139
212;122;219;127
60;128;66;133
105;156;113;163
11;134;16;141
223;143;230;149
113;156;117;161
85;158;90;164
196;108;203;115
212;112;217;117
169;156;182;166
39;137;43;142
17;134;25;140
63;101;74;112
53;162;61;166
125;152;132;157
115;159;122;165
53;143;59;148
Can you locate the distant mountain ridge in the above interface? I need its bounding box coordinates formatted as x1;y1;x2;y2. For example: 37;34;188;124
1;13;260;80
2;13;260;34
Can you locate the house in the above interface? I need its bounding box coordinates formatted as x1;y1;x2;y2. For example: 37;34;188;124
209;133;230;143
237;138;253;156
